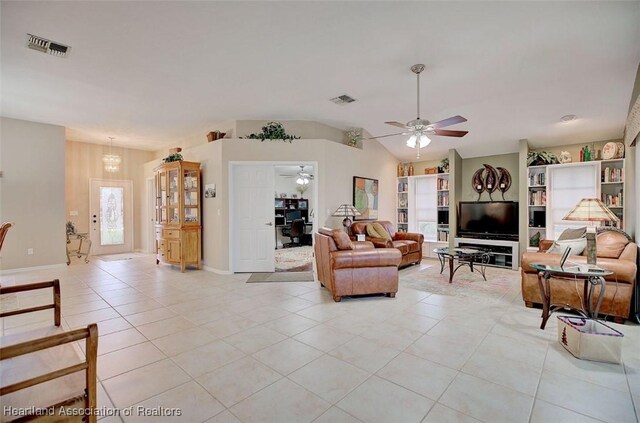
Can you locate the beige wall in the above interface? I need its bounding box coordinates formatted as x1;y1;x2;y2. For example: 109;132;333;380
145;138;396;272
65;140;155;251
0;118;66;270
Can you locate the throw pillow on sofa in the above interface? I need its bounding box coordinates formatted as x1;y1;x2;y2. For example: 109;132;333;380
367;224;383;239
547;238;587;256
558;227;587;241
331;230;353;250
372;222;392;241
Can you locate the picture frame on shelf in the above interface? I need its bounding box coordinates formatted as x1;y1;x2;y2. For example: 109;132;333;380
275;199;285;208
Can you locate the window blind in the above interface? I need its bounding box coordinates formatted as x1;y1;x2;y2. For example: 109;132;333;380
548;163;599;239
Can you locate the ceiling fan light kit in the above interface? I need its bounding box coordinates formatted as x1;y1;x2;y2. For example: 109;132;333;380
366;64;469;159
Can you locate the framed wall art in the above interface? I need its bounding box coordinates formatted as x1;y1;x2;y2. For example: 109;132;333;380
353;176;379;220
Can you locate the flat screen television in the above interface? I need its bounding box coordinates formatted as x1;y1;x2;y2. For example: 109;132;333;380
458;201;518;238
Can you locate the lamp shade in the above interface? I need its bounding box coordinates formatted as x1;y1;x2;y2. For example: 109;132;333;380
562;198;620;223
332;204;361;217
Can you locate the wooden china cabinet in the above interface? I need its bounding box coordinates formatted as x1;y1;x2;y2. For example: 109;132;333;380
154;161;202;272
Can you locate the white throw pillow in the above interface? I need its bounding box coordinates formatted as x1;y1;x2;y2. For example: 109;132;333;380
547;238;587;256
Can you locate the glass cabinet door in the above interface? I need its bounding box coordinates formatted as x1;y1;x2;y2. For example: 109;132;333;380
168;168;180;224
184;168;199;224
156;170;168;224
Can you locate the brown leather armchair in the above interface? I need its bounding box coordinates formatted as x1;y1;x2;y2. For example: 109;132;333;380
521;229;637;322
314;228;402;302
350;221;423;268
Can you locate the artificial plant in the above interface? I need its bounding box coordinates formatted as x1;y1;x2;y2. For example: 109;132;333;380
243;122;300;142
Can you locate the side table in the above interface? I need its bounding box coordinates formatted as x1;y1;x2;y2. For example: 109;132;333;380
66;232;91;265
529;264;612;330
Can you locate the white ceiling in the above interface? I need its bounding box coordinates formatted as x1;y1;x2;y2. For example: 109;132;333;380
1;1;639;160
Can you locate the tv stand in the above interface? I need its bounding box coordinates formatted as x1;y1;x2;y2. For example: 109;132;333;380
454;237;519;271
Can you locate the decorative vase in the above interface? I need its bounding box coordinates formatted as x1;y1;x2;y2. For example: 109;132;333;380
408;163;414;176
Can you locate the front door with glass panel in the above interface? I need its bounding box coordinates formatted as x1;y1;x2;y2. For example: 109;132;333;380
89;179;134;255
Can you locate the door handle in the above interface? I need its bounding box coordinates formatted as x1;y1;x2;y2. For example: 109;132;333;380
266;222;273;226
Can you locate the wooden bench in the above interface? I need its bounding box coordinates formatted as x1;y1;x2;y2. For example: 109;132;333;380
0;280;98;422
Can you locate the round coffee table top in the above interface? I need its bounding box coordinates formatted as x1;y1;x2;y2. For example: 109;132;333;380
433;247;486;257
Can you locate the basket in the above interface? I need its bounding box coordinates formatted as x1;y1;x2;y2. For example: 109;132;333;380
557;316;623;364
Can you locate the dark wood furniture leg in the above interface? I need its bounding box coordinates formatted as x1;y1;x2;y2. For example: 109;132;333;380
538;271;551;329
448;256;454;284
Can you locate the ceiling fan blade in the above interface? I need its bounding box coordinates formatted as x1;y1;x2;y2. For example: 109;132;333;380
363;132;409;140
384;121;409;129
431;115;467;129
433;129;468;137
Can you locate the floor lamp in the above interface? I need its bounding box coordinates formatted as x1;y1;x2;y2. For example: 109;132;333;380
562;198;620;265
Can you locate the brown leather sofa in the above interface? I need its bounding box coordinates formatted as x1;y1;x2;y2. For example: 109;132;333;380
314;228;402;302
521;229;637;322
350;221;423;268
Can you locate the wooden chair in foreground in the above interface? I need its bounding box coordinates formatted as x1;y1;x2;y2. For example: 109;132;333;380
0;222;13;254
0;280;98;422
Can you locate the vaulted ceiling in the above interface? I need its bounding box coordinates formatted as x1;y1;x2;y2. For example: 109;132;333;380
2;1;639;160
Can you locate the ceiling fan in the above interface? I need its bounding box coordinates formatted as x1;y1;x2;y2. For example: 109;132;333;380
365;64;468;159
279;166;314;185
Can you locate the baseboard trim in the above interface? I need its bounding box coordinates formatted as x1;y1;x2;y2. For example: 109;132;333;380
0;262;67;275
202;265;233;275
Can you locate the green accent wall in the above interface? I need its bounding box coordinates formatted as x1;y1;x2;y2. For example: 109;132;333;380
460;153;520;202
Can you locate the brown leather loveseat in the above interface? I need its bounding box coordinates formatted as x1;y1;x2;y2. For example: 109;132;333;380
521;229;637;322
314;228;402;302
351;221;423;268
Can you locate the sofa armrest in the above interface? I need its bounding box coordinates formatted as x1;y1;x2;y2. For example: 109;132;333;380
618;242;638;263
331;249;402;269
352;241;375;250
367;237;393;248
394;231;424;245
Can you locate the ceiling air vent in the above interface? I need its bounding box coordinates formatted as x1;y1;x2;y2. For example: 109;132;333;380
27;34;70;58
330;94;356;105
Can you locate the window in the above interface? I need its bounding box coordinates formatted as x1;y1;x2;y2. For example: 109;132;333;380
412;176;437;241
548;162;599;239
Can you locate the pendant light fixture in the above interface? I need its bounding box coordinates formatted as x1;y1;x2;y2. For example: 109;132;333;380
102;137;121;173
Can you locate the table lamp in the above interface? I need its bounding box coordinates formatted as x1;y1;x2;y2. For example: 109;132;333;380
332;204;361;234
562;198;620;265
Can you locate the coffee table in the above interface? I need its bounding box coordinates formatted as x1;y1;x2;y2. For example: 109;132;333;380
433;247;490;284
529;264;613;330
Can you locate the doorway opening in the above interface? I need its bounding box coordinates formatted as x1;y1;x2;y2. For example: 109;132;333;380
274;165;315;272
89;178;133;256
229;161;317;274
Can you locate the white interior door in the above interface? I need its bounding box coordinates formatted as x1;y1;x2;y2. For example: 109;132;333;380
90;179;134;255
233;165;275;272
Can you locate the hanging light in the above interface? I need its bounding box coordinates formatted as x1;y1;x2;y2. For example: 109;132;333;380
102;137;121;173
296;176;309;185
406;132;431;159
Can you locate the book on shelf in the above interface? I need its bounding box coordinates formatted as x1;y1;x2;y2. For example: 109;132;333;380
397;211;408;224
528;190;546;206
601;167;624;183
437;179;449;190
437;230;449;242
397;182;408;192
437;192;449;206
529;172;545;186
602;191;623;207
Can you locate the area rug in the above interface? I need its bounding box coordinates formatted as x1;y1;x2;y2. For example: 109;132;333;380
275;246;313;272
247;272;314;283
401;263;518;300
95;252;149;262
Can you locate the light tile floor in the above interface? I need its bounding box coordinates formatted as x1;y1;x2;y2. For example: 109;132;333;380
1;257;639;423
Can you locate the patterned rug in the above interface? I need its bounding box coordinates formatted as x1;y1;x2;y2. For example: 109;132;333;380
401;263;518;300
275;246;313;272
